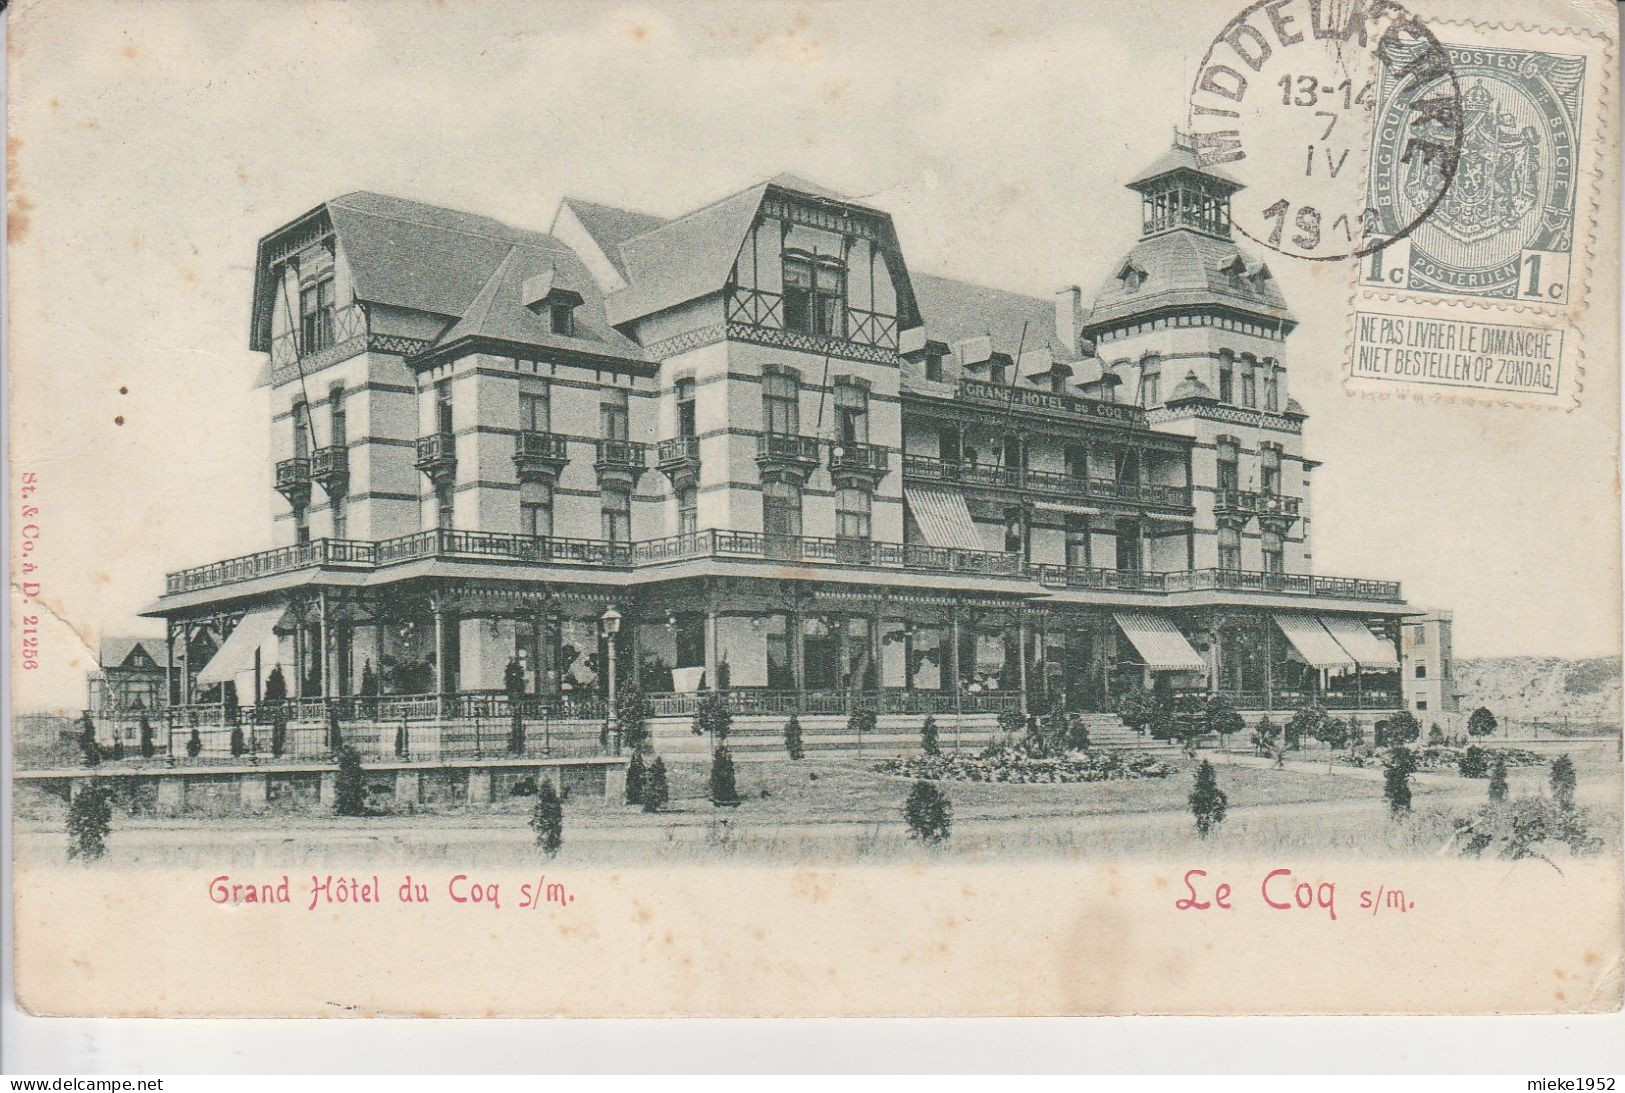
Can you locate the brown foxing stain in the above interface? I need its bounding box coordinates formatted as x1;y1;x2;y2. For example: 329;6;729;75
48;98;60;111
629;22;649;42
79;119;101;131
114;416;124;426
119;386;128;395
119;41;140;62
822;80;848;105
237;169;250;185
130;234;143;252
9;135;31;244
1584;952;1599;965
631;899;653;925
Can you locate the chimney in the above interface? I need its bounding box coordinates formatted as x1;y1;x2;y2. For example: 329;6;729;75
1054;286;1082;352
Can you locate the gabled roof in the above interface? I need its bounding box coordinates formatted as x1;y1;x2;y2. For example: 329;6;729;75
911;271;1080;364
604;175;922;331
1082;230;1295;333
556;197;670;278
98;636;168;671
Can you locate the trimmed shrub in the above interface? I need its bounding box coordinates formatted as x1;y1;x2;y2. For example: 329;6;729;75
1251;716;1280;757
68;784;113;861
1550;754;1577;812
1287;701;1328;752
271;715;287;758
111;737;126;761
625;750;647;805
1488;758;1509;803
327;704;343;754
1066;714;1091;752
230;725;246;758
616;686;652;754
848;708;878;743
510;775;538;797
1457;745;1490;778
709;746;740;806
1383;746;1417;815
920;716;940;757
1377;710;1422;748
1189;759;1228;837
1468;705;1499;742
78;715;102;767
903;780;952;843
1205;694;1245;749
264;665;289;703
691;691;733;742
394;721;409;759
642;756;670;813
186;729;202;759
1427;724;1446;746
996;707;1027;737
139;716;155;760
784;715;806;760
333;745;367;817
531;780;563;857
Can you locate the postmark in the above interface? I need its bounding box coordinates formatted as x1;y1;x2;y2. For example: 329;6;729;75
1188;0;1463;262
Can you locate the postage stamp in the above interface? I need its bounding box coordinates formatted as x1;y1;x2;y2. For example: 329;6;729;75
1346;19;1614;408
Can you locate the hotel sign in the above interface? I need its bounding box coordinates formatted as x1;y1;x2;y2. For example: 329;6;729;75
956;379;1145;426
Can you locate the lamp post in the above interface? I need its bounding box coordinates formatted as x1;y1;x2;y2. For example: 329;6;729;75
600;605;623;754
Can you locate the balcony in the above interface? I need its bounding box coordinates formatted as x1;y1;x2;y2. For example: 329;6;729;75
828;440;889;486
1215;488;1302;521
274;457;312;509
656;436;701;488
726;286;899;354
414;432;456;484
268;303;368;375
594;439;647;489
903;455;1193;510
311;445;348;496
513;431;570;484
756;432;821;484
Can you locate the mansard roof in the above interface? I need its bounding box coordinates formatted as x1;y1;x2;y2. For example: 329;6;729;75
911;272;1081;364
1082;230;1296;334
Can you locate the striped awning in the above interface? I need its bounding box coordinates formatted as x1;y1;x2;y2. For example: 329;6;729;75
1112;611;1207;672
1274;614;1355;671
1320;615;1400;670
905;487;984;551
195;605;287;686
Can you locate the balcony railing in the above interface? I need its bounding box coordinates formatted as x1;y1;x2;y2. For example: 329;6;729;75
595;439;647;471
1215;488;1302;519
268;303;368;369
311;446;348;491
163;534;1403;601
1213;689;1402;711
414;432;456;476
514;431;570;462
656;437;700;467
274;457;312;492
904;455;1192;509
644;689;1023;718
829;440;889;476
725;286;900;352
756;433;821;465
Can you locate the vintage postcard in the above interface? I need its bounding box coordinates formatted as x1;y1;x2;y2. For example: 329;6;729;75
7;0;1622;1019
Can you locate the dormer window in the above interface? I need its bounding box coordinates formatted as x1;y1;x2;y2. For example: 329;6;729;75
783;250;845;336
300;276;335;353
550;302;575;336
924;351;944;383
521;272;582;336
1118;262;1147;292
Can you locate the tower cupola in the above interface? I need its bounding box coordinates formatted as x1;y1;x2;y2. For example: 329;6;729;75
1125;131;1243;240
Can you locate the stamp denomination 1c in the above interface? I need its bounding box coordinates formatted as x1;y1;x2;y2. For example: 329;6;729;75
1364;41;1590;305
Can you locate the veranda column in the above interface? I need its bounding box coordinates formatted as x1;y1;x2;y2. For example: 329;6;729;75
432;602;447;696
868;612;881;692
789;609;804;692
318;590;332;699
704;609;720;691
164;618;175;710
292;620;305;701
1017;615;1029;714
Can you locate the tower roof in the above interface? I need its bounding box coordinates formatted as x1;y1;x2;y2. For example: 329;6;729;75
1082;230;1295;333
1126;135;1243;192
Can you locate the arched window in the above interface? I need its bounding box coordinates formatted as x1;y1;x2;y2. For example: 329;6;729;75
1218;356;1234;403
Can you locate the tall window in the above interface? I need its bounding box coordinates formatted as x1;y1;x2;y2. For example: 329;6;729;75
1141;365;1161;406
762;480;802;539
1261;445;1281;495
435;381;454;435
549;302;574;336
600;389;629;441
1262;529;1284;574
834;381;868;444
1218;525;1241;571
836;487;871;541
924;352;944;383
295;507;310;545
1240;361;1257;407
1217;438;1239;491
602;488;631;543
1065;444;1089;480
675;379;696;438
331;495;347;539
520;386;551;433
328;384;346;448
292;399;310;459
783;251;844;335
435;482;454;530
1218;358;1234;403
677;486;698;537
521;481;553;538
763;370;799;435
1066;515;1091;568
1115;518;1140;572
299;276;335;354
1263;366;1279;411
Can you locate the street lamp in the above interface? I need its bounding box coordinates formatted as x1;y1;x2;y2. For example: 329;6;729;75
600;606;623;753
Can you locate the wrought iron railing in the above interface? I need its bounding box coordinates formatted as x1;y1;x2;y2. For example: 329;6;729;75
756;433;820;464
514;431;570;462
656;437;700;466
829;440;889;475
595;438;647;470
414;431;456;470
1215;489;1302;518
644;689;1024;718
274;457;312;491
268;304;367;368
902;455;1192;509
726;286;900;351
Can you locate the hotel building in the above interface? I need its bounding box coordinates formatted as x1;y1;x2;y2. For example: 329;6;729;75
141;138;1432;758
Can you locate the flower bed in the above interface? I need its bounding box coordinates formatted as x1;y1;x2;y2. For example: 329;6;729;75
875;744;1174;784
1336;745;1547;772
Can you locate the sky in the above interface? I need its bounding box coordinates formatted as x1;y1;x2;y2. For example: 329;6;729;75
8;0;1620;714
